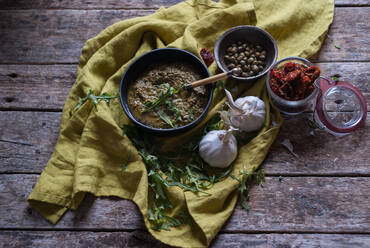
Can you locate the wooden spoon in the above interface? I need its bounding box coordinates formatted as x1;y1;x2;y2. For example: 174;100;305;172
182;68;241;90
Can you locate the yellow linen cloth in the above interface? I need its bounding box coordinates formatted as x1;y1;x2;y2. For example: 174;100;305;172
27;0;334;247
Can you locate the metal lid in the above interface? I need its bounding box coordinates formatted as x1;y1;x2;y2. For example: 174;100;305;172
315;77;367;134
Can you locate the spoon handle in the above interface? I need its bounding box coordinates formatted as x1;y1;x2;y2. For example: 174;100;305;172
189;72;229;88
182;68;240;90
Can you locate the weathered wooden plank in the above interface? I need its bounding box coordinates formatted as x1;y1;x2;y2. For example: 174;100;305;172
0;0;181;10
0;8;369;64
1;175;369;232
0;111;369;174
0;230;169;248
0;62;369;110
263;114;370;176
0;0;368;10
0;64;76;110
213;233;370;248
0;175;145;230
0;9;153;64
1;231;370;248
0;112;61;173
313;7;370;62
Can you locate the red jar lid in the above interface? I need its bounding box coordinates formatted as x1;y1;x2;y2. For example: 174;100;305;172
315;78;367;134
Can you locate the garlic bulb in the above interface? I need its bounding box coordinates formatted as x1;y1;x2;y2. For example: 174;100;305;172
199;128;238;168
224;89;266;132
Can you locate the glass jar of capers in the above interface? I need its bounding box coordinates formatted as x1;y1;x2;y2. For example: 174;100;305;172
224;41;267;78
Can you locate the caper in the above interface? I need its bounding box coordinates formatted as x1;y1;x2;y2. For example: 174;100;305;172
224;55;230;61
237;41;242;46
255;52;261;57
247;57;254;64
252;60;259;65
241;72;248;77
240;60;246;66
227;47;233;53
258;65;264;71
228;63;236;69
261;50;266;55
242;65;249;71
256;45;262;51
252;65;259;72
242;43;247;48
238;46;244;52
232;43;237;47
259;55;266;60
231;47;237;53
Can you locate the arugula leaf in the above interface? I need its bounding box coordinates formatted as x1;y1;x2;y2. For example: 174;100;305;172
335;45;341;49
165;99;182;123
143;83;179;113
121;115;232;231
156;109;175;128
70;89;120;116
231;165;265;211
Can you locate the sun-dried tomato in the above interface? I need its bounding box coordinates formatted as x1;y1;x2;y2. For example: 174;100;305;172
270;62;320;101
200;48;214;67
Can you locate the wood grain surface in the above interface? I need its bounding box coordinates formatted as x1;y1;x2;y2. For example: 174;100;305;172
0;62;369;110
0;111;369;174
1;0;369;247
1;231;370;248
0;8;369;64
1;174;369;233
0;0;368;9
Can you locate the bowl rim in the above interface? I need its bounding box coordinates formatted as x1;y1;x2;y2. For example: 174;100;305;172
265;56;319;107
119;47;213;135
214;25;278;81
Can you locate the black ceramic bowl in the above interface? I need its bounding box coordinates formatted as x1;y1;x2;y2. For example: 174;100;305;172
119;48;212;136
214;25;278;81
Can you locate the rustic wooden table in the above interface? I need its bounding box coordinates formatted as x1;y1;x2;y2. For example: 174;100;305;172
0;0;369;247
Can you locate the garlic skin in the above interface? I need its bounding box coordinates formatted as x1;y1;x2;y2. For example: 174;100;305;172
225;89;266;132
199;129;238;168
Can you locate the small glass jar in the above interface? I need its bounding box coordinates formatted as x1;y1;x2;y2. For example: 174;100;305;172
266;56;319;115
313;77;367;136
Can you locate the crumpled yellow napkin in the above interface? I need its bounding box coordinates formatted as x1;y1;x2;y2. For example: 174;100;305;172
27;0;334;247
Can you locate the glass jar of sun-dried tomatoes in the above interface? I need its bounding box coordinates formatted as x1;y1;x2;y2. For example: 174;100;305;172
266;56;367;135
266;57;320;115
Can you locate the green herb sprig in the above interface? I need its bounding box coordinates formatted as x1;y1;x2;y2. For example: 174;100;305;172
121;114;231;231
230;166;265;211
70;89;120;116
143;83;180;113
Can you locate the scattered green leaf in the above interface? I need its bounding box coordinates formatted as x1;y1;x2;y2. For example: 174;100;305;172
332;76;339;82
335;45;341;49
70;89;120;116
121;113;231;231
156;109;175;128
279;176;283;182
143;83;179;113
231;165;265;211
